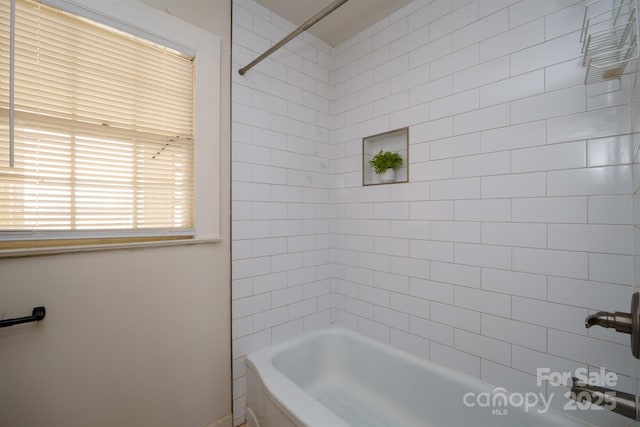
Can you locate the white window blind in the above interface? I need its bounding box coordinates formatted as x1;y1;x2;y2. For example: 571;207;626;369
0;0;195;241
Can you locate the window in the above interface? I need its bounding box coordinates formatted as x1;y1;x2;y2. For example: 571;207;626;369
0;0;221;248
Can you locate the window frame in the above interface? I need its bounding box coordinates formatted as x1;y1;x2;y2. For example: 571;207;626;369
0;0;222;254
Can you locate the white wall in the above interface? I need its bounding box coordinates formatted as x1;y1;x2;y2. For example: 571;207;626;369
0;1;232;426
232;1;637;426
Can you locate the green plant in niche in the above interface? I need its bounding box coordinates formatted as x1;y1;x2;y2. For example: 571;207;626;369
368;150;403;174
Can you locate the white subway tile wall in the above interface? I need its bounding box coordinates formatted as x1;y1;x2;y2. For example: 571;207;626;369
231;0;335;423
633;37;640;418
232;0;638;425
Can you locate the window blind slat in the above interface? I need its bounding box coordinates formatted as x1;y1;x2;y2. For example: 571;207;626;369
0;0;195;237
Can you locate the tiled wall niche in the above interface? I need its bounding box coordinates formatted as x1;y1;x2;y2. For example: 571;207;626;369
232;0;637;426
363;127;409;186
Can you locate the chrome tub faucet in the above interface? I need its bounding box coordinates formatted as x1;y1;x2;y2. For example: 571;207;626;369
585;310;632;333
583;293;640;358
570;292;640;421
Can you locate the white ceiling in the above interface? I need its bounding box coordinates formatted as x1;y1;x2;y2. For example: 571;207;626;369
253;0;414;47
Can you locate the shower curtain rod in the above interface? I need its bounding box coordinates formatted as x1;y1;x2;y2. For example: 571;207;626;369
238;0;350;75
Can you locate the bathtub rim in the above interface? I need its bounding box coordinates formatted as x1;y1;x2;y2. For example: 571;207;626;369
245;326;496;426
245;326;353;426
244;325;597;427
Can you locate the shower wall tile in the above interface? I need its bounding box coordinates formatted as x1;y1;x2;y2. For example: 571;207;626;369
410;315;454;346
510;32;579;76
587;135;633;167
547;105;631;144
479;19;544;62
430;341;481;378
480;222;547;248
375;271;411;293
481;314;547;352
479;70;545;107
410;200;454;220
452;9;508;50
390;328;430;359
454;329;511;366
510;85;585;124
547;224;633;255
431;177;480;199
431;302;480;333
407;0;451;32
390;26;431;58
231;1;334;423
589;253;633;285
509;0;581;29
511;196;587;223
512;297;587;336
480;172;547;198
548;330;631;377
411;117;454;142
374;305;410;331
454;286;511;317
431;132;480;159
430;260;480;287
431;45;479;80
233;0;638;425
453;103;510;135
455;151;510;177
404;140;435;163
453;56;510;93
478;0;520;18
410;278;454;304
390;292;430;318
232;293;271;320
453;199;511;222
431;221;479;243
430;89;479;119
429;1;478;41
480;360;540;395
512;248;588;279
544;3;584;40
373;55;410;84
409;38;453;72
480;268;547;300
587;76;634;111
545;59;584;92
411;159;453;182
547;165;632;196
480;120;546;152
512;345;586;380
548;277;631;312
510;141;586;173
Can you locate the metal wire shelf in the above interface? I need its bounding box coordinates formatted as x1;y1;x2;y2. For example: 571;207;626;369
581;0;639;85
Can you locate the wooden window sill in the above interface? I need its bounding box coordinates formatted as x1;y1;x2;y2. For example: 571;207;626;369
0;236;221;258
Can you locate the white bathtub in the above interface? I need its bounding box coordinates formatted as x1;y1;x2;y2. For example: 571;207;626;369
245;327;596;427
